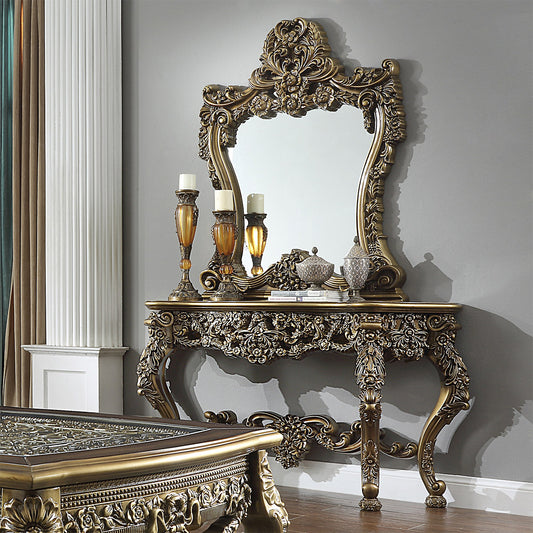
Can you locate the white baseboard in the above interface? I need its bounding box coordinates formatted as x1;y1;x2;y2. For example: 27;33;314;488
270;459;533;517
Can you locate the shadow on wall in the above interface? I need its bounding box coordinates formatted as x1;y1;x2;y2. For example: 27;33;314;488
312;18;361;73
165;304;533;482
437;305;533;482
382;57;427;284
411;252;453;302
131;32;532;482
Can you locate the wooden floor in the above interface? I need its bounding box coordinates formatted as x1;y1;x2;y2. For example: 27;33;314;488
241;486;532;532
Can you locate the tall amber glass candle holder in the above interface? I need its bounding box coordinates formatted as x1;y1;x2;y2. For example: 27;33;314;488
244;213;268;276
211;210;242;301
168;190;202;301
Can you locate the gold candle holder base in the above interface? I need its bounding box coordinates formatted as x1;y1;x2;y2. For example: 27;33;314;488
169;189;202;302
210;279;243;301
211;210;242;301
169;279;201;301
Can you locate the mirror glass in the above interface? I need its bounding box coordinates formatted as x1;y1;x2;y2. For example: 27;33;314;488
229;105;371;274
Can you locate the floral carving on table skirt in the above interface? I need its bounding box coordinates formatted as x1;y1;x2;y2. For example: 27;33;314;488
62;476;251;533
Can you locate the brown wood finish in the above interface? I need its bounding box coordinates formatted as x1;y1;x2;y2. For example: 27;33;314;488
233;486;532;533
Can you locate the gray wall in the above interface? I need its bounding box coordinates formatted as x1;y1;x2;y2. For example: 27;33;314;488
122;0;533;483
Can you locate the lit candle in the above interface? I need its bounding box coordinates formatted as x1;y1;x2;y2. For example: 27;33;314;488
214;190;234;211
247;193;264;214
178;173;197;190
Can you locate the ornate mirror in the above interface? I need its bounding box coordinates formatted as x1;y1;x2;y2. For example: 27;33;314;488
198;17;407;300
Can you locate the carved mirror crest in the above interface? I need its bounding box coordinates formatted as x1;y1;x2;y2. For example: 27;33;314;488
198;17;407;300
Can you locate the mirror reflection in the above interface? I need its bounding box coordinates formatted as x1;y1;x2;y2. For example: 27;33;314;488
229;105;371;274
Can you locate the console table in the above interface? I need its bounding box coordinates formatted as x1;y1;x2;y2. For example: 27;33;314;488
137;300;470;511
0;407;289;532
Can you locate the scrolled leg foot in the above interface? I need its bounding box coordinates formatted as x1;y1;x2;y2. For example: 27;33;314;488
359;498;382;511
425;495;447;508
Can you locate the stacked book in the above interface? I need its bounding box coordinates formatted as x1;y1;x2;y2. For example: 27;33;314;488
268;289;349;302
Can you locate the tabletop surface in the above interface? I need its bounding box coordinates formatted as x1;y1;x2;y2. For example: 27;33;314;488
145;300;462;313
0;407;282;490
0;408;206;456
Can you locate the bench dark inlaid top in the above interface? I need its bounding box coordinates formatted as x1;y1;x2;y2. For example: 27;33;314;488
0;409;206;456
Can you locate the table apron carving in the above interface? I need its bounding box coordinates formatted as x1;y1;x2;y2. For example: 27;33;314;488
137;303;470;510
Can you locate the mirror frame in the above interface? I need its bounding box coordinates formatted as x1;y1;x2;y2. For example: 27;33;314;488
198;17;407;300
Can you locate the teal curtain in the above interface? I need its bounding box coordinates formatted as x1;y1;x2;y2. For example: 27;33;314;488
0;0;14;401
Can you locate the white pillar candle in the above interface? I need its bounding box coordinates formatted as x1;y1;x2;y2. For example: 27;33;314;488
214;190;234;211
178;173;197;190
247;193;264;213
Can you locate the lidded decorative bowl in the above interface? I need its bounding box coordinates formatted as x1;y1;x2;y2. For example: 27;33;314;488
295;247;334;289
342;237;370;302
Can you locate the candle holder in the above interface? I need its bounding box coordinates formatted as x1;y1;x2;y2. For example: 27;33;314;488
245;213;268;276
211;210;243;301
169;190;202;301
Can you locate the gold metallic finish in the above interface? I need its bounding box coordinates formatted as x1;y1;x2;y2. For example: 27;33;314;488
198;17;406;299
204;411;238;425
244;412;361;467
1;409;287;531
61;475;251;533
138;301;470;509
0;490;62;533
169;190;202;301
215;410;416;463
0;413;199;456
203;249;314;297
244;213;268;276
211;211;243;301
1;426;282;491
243;451;290;533
380;439;418;459
145;300;462;313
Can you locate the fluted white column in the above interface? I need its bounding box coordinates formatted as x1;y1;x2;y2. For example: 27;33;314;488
45;0;122;347
26;0;125;414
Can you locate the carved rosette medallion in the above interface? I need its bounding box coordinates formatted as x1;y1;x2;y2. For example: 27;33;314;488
198;17;407;296
0;495;63;533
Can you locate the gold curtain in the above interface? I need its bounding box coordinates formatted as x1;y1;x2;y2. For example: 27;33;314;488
2;0;45;407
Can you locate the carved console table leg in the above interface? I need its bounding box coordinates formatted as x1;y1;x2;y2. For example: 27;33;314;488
242;450;290;533
355;325;386;511
137;311;182;419
418;315;470;508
